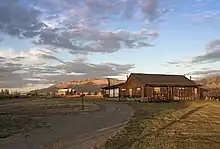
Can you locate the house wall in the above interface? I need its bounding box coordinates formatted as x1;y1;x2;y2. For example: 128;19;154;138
123;75;142;97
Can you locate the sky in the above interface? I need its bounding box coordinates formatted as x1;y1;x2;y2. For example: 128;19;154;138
0;0;220;92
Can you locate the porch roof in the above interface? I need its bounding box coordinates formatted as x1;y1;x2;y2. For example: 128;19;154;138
102;83;125;89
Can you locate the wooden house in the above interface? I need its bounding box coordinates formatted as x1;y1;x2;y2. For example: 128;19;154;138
121;73;202;101
102;73;203;101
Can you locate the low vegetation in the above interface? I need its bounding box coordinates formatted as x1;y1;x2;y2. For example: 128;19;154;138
100;100;220;149
0;98;101;139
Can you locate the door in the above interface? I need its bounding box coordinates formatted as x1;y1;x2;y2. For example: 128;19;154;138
129;89;132;97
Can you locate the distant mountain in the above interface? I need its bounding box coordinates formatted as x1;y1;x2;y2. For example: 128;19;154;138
29;85;58;94
195;75;220;96
56;78;125;89
31;78;125;94
196;76;220;89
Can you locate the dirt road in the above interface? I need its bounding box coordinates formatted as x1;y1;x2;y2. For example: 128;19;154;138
0;101;133;149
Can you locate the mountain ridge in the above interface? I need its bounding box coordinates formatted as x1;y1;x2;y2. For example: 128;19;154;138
31;78;125;94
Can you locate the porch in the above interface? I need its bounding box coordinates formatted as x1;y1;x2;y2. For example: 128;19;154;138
121;85;201;101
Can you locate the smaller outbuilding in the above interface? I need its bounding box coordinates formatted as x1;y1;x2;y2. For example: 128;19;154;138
101;83;125;98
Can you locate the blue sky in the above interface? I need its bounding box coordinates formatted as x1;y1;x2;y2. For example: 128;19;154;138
0;0;220;90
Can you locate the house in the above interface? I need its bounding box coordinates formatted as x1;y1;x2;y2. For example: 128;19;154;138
74;82;102;96
103;73;202;101
55;88;69;96
102;83;125;98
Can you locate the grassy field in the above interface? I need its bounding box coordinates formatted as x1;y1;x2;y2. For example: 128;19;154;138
100;100;220;149
0;98;101;139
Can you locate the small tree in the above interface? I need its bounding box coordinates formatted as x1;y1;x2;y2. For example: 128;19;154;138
1;89;4;95
5;89;9;95
73;91;77;95
66;90;69;95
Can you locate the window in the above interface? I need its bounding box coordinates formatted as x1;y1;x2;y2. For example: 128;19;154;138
136;88;141;96
105;90;109;94
154;87;160;93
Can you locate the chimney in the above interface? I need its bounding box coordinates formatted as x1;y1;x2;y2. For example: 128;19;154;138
107;78;111;87
126;75;128;79
190;76;192;80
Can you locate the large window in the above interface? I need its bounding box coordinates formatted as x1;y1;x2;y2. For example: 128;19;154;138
136;88;141;97
154;87;160;93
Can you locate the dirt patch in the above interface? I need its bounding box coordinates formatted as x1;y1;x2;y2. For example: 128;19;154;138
0;98;101;139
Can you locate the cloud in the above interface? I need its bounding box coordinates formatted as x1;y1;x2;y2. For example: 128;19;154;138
206;38;220;50
35;28;156;54
190;10;220;21
187;69;220;76
171;38;220;65
0;0;166;55
36;53;64;63
192;49;220;63
192;38;220;63
0;0;46;38
0;49;134;89
0;37;3;43
167;61;185;65
0;0;168;89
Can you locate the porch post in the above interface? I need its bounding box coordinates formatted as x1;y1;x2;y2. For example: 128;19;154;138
141;84;145;98
197;86;200;100
183;87;185;100
147;85;150;99
192;87;195;100
171;87;173;100
167;86;169;100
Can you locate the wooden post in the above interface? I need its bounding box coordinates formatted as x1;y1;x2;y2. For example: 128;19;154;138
141;85;145;98
119;88;121;101
147;85;150;100
183;87;185;100
194;87;196;100
197;87;200;100
192;87;194;100
171;87;173;100
180;86;182;100
167;86;169;100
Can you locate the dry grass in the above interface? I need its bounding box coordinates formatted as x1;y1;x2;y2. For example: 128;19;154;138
100;100;220;149
0;98;101;139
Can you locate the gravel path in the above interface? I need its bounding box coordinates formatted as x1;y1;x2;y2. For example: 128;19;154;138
0;101;133;149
